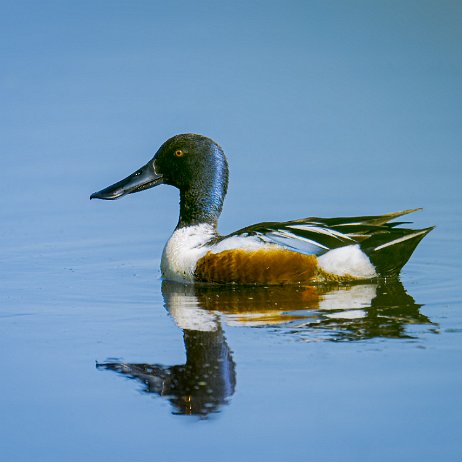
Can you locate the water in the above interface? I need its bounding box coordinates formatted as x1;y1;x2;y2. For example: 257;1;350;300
2;160;460;462
1;2;461;461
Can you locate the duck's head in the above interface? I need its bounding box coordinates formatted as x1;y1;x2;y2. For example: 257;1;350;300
91;134;229;228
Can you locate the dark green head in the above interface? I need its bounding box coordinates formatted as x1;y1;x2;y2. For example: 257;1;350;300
91;134;229;228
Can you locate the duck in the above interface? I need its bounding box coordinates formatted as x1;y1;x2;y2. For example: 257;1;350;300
90;133;433;284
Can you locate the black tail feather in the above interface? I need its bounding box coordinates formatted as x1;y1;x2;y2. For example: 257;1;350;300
363;227;434;277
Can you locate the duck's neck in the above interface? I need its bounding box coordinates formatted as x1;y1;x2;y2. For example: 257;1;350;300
177;183;226;230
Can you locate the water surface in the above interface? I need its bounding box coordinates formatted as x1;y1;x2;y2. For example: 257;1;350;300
1;2;461;461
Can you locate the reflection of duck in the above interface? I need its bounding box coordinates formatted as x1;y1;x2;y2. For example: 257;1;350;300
166;280;433;340
98;282;236;417
97;280;434;416
288;280;434;341
98;326;235;417
91;134;433;284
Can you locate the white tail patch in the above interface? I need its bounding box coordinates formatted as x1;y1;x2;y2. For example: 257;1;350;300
318;245;376;279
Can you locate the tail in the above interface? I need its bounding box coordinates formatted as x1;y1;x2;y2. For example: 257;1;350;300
363;226;434;277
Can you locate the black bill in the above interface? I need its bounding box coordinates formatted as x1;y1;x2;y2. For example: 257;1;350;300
90;161;163;200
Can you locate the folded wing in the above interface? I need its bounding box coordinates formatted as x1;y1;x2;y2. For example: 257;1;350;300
222;208;433;276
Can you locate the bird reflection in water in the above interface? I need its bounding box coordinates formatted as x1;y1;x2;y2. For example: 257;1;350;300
98;279;435;417
99;326;234;417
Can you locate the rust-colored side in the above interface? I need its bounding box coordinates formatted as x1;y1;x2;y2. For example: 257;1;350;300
194;247;318;284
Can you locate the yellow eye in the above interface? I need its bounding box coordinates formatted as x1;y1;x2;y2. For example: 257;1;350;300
174;149;184;157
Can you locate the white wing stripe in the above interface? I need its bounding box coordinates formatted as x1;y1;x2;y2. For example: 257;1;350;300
287;224;353;241
270;230;330;250
374;230;428;251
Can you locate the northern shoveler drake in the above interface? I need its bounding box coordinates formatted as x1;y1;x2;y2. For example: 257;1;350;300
90;134;433;284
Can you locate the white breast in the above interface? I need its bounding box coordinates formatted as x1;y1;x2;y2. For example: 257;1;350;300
161;224;216;282
161;226;270;282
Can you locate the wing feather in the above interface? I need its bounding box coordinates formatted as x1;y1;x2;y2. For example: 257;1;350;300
223;209;426;257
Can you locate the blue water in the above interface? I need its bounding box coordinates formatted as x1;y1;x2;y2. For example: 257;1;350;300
1;1;461;461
